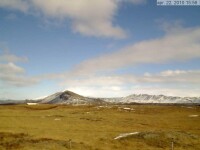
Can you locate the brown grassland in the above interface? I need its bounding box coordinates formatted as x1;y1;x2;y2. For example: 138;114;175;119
0;104;199;150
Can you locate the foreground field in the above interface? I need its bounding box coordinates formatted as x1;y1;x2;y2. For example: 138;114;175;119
0;104;199;150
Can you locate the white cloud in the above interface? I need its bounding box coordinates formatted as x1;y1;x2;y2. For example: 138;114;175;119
0;0;146;38
160;70;187;76
0;62;25;74
0;74;39;87
68;86;128;97
67;85;200;97
31;0;127;38
120;0;147;4
0;54;28;63
0;62;39;87
60;75;126;87
0;0;29;12
68;26;200;75
129;86;200;97
61;69;200;87
0;44;28;63
0;47;39;87
142;70;200;84
72;20;126;38
59;69;200;97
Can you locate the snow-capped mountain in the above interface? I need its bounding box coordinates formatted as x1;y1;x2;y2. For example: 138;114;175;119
39;90;105;105
117;94;200;104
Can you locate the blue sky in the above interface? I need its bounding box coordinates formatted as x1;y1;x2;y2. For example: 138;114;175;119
0;0;200;99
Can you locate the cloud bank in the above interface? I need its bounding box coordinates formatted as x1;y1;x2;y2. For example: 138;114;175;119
69;26;200;76
0;0;146;38
59;69;200;97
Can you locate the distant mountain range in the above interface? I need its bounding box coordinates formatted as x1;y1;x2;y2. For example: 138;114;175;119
0;90;200;105
105;94;200;104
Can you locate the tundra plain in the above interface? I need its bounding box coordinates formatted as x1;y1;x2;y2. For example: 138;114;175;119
0;104;199;150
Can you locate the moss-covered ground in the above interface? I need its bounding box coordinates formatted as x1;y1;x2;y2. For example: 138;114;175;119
0;104;199;150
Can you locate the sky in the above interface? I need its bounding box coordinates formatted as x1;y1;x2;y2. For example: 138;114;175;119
0;0;200;99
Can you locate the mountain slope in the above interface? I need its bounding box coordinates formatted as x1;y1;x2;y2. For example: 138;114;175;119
39;90;104;105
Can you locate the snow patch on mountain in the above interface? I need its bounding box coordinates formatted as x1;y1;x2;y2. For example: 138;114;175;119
119;94;200;104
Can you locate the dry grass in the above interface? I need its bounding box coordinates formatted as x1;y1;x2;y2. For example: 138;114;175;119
0;104;199;149
0;132;92;150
